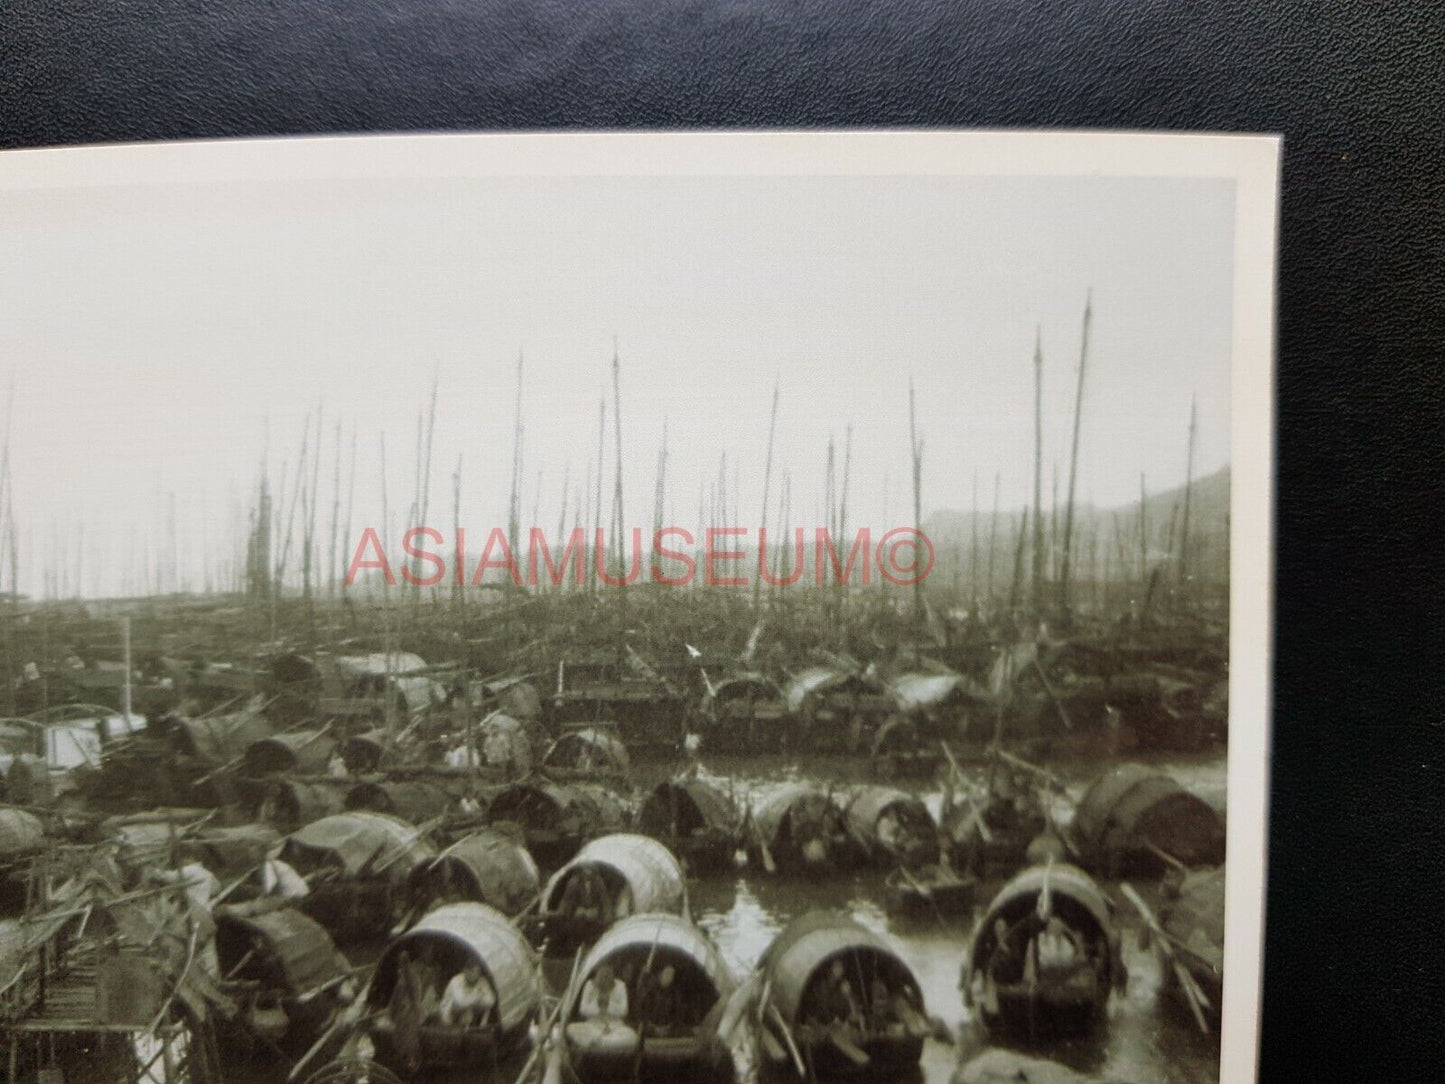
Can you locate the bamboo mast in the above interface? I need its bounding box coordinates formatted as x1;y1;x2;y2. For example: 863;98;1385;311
379;431;395;729
340;428;357;608
452;454;464;612
417;375;439;605
507;351;524;570
1178;395;1198;601
1139;472;1149;587
610;339;627;599
1030;327;1045;619
987;471;1001;612
591;398;604;594
755;380;780;608
554;462;571;593
970;470;979;611
327;421;342;600
1059;290;1092;619
908;378;924;620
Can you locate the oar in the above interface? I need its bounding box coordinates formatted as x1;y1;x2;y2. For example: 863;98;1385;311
1120;882;1211;1034
745;803;776;873
939;742;993;846
715;970;764;1043
512;946;584;1084
766;1002;807;1078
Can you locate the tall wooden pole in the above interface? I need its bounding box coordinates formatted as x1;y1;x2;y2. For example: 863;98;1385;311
755;380;780;608
453;454;464;612
507;351;524;566
909;379;924;620
970;470;979;610
610;339;626;598
1030;328;1045;619
1138;473;1149;590
1178;395;1198;597
1059;290;1092;618
591;398;604;593
987;472;1000;609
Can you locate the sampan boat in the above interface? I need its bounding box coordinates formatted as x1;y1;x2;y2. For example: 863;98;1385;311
407;827;541;916
540;834;685;953
883;863;976;920
841;786;938;870
756;911;931;1079
486;781;627;869
542;726;631;780
558;912;735;1083
214;900;353;1054
636;776;742;873
962;863;1125;1042
1070;763;1225;879
747;783;852;872
365;902;539;1072
272;811;435;943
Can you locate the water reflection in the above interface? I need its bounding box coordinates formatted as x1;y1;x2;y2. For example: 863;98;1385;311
678;752;1224;1084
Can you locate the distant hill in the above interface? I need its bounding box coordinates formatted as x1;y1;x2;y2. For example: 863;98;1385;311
923;465;1230;584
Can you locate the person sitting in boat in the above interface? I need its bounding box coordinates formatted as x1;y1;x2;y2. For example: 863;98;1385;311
437;961;497;1028
579;962;629;1025
869;977;927;1037
1030;917;1091;987
807;960;864;1031
558;866;612;927
635;964;682;1037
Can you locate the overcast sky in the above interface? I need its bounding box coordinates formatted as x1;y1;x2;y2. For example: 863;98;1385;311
0;170;1233;596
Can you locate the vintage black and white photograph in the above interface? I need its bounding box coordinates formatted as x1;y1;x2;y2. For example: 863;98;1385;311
0;133;1276;1084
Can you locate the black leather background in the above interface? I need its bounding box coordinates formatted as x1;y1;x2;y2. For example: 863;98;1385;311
2;1;1442;1077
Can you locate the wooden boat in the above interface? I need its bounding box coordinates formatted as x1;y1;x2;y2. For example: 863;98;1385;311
782;669;893;754
243;730;338;777
1153;868;1224;1030
698;673;788;753
940;758;1052;877
636;776;742;873
883;863;976;920
486;781;627;869
542;726;630;780
1070;763;1225;878
756;911;931;1079
339;728;393;773
345;780;454;823
215;900;353;1053
272;811;436;943
408;827;541;916
558;912;735;1083
868;716;943;781
840;786;937;870
540;834;686;952
365;901;539;1072
748;783;853;872
255;777;350;832
169;705;274;770
962;863;1125;1042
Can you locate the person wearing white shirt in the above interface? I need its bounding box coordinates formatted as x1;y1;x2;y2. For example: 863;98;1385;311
578;962;629;1023
438;962;496;1027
